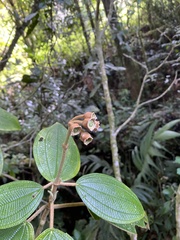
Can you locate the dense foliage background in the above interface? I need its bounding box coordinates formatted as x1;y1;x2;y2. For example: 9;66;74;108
0;0;180;239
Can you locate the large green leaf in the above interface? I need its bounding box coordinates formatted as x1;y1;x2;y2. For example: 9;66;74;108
0;221;34;240
0;147;3;175
0;107;21;131
76;173;146;224
35;228;73;240
154;130;180;141
140;121;157;158
0;181;44;229
154;119;180;137
33;122;80;182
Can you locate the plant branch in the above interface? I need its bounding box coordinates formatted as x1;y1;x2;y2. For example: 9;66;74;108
1;173;18;181
54;202;85;209
27;204;47;222
58;182;76;187
35;207;50;237
115;45;179;137
54;128;72;184
140;72;178;108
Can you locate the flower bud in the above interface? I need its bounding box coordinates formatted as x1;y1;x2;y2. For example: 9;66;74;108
80;131;93;145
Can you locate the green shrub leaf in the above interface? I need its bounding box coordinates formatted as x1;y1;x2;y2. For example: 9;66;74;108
0;181;44;229
154;119;180;137
175;156;180;164
0;107;21;131
0;222;34;240
76;173;146;224
35;228;73;240
0;147;3;175
33;122;80;182
110;214;148;234
154;130;180;141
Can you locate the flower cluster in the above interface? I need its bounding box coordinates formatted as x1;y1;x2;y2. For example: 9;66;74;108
68;112;100;145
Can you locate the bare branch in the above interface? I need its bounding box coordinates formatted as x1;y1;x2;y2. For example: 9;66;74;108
123;54;148;72
140;72;178;108
115;56;179;137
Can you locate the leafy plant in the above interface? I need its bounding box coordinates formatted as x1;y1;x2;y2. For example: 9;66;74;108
132;119;180;239
132;119;180;184
0;107;21;175
0;111;147;239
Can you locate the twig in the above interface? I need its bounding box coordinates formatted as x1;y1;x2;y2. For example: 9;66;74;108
115;71;178;137
115;72;147;136
140;73;178;108
115;42;179;137
123;54;148;72
35;207;50;237
54;202;85;209
27;204;47;222
1;173;18;181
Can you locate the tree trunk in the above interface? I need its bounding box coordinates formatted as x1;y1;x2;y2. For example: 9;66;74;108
84;0;95;36
101;0;141;100
95;0;121;182
74;0;92;55
0;0;40;72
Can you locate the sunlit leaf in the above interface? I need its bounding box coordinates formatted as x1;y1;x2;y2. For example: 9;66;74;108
0;181;43;229
33;122;80;182
0;107;21;131
35;228;73;240
76;173;146;224
0;222;34;240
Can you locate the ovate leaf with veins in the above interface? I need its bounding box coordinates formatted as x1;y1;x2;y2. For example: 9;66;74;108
0;107;21;131
0;181;44;229
35;228;73;240
0;222;34;240
33;122;80;182
76;173;146;225
0;147;3;175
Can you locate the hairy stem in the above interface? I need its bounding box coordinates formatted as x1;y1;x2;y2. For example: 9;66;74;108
54;128;71;184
